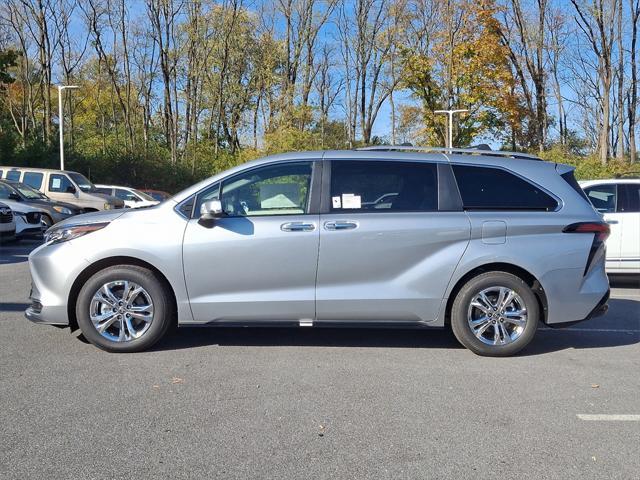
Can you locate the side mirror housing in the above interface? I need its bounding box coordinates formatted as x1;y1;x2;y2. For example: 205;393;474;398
8;192;21;201
200;199;224;220
65;185;77;194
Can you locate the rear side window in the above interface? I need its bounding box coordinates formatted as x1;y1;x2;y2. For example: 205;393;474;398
617;184;640;213
6;170;21;182
584;184;616;213
330;161;438;212
23;172;43;190
115;189;138;201
95;187;112;195
452;165;558;211
49;174;74;193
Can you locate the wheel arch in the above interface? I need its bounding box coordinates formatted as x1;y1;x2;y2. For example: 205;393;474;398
444;262;548;326
67;256;177;332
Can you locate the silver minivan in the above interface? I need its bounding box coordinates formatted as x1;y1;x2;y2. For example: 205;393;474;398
0;167;124;211
25;148;610;356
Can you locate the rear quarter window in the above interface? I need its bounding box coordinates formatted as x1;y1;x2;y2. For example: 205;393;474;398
452;165;558;211
6;170;21;182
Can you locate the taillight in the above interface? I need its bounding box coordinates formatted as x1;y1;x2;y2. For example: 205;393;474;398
563;222;610;275
563;222;610;242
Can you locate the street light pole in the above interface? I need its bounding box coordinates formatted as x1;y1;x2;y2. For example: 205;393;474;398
434;109;468;148
58;85;79;171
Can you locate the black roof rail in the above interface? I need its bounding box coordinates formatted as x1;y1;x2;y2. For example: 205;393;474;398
355;145;542;161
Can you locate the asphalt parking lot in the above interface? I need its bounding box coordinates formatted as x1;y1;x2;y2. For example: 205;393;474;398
1;241;639;479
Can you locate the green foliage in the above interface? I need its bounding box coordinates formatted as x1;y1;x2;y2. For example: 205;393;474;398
0;49;19;86
539;146;638;180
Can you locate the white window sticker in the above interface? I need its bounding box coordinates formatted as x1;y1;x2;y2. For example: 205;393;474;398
342;193;361;209
51;178;61;189
332;196;342;208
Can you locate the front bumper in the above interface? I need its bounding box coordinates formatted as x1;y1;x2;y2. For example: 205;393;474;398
24;241;90;326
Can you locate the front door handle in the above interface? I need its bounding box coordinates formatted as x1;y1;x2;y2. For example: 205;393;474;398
281;222;316;232
605;219;619;225
324;220;358;231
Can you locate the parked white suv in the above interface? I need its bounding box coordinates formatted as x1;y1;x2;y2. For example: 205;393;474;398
0;202;16;243
95;185;159;208
580;178;640;274
0;167;124;212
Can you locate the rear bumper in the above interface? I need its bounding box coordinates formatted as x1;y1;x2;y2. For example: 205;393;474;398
547;290;609;328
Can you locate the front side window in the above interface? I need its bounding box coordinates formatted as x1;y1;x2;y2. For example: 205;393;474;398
218;162;312;217
453;165;558;211
617;184;640;213
49;174;74;193
584;184;617;214
95;187;113;195
6;170;21;182
330;161;438;212
23;172;43;190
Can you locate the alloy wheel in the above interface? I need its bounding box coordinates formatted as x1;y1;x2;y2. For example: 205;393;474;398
467;286;528;346
89;280;154;342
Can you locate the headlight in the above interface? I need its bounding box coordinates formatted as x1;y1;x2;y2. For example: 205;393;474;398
103;203;112;210
52;206;73;215
44;222;109;245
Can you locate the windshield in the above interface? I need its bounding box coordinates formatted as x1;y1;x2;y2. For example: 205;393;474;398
68;172;98;193
133;189;156;201
14;182;48;200
0;183;16;200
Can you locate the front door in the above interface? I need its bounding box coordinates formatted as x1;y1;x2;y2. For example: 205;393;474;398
315;160;471;324
46;173;79;204
182;161;320;324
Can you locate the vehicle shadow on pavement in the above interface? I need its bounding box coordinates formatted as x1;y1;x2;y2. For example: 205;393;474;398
0;241;41;265
152;297;639;355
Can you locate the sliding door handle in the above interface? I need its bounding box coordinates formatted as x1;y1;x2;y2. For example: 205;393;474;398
281;222;316;232
324;221;358;231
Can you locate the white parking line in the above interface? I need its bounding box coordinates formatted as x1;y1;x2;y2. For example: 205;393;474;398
577;414;640;421
539;328;640;333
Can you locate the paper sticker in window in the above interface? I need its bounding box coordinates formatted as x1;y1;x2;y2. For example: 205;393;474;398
342;193;361;209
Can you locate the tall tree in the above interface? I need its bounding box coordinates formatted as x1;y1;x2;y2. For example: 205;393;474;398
571;0;619;165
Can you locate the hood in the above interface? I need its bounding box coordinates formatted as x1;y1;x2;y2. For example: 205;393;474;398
51;208;129;229
0;198;43;214
15;198;82;213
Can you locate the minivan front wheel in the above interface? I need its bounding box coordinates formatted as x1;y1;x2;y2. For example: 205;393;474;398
451;272;539;356
76;265;173;352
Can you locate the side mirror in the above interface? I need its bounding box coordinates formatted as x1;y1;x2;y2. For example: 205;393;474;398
65;185;77;194
200;199;224;220
8;192;20;201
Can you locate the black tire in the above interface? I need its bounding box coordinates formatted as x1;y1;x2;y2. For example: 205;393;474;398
450;271;539;357
75;265;174;352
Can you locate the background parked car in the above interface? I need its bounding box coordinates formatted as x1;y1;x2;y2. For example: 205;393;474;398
0;167;124;212
138;189;171;202
580;178;640;275
0;195;43;240
0;202;16;243
0;180;82;227
95;185;159;208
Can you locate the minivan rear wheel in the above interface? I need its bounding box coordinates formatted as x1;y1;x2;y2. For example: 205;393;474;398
450;271;539;356
76;265;173;352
